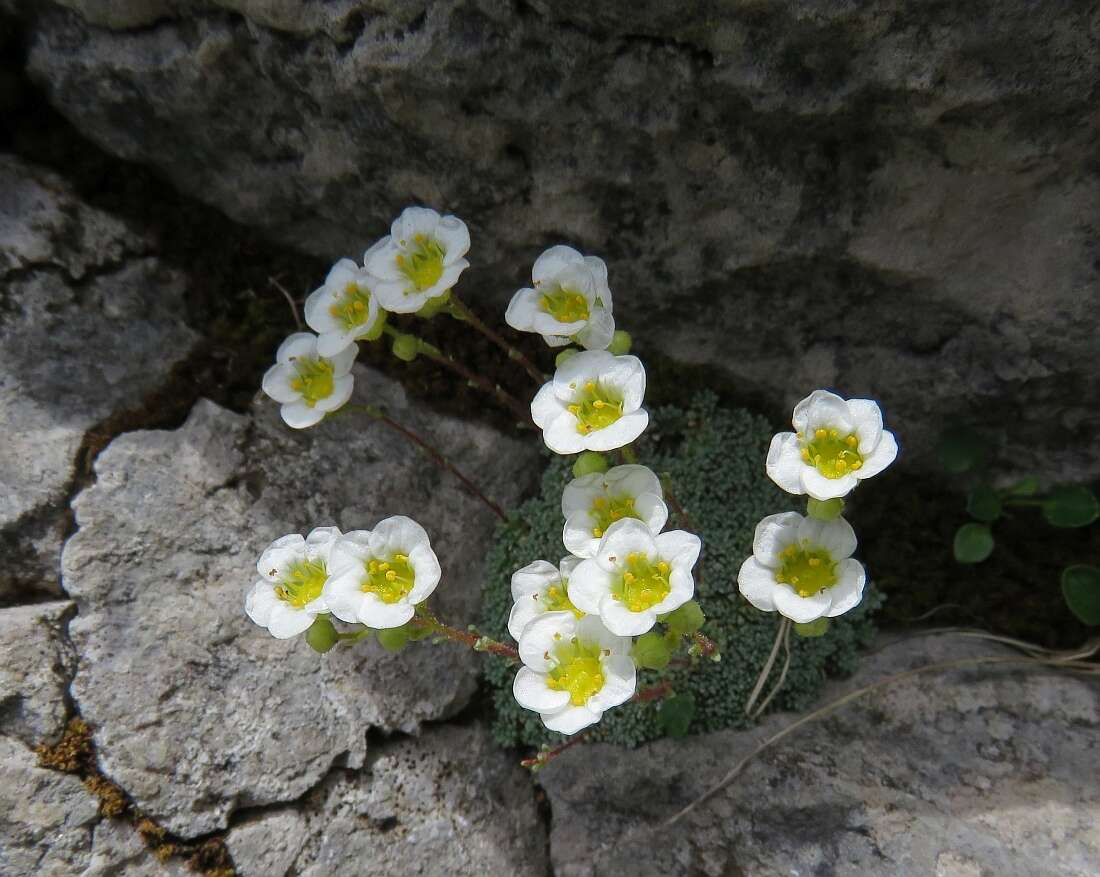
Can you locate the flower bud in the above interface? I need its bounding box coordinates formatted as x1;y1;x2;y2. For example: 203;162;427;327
664;600;705;636
806;497;845;521
376;625;411;652
794;618;831;638
391;333;419;362
632;631;672;670
305;616;339;653
555;348;579;368
607;330;632;355
572;451;610;478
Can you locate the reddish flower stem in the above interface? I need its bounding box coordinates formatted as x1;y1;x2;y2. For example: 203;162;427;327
447;294;547;385
410;608;520;661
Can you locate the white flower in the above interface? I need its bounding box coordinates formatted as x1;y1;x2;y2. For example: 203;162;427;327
507;557;584;642
766;389;898;500
245;526;342;639
737;512;866;623
321;516;441;629
505;245;615;350
513;612;636;734
364;207;470;314
567;518;700;636
304;258;386;356
531;350;648;455
562;464;668;559
261;332;356;429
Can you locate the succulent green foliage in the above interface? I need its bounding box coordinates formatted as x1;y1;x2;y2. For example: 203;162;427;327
954;522;995;563
966;486;1002;523
1061;565;1100;626
481;393;880;748
1042;486;1099;529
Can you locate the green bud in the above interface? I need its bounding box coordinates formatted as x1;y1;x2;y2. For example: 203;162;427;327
391;333;419;362
607;330;632;355
305;616;339;653
416;290;451;318
359;310;388;342
794;618;830;638
572;451;609;478
555;348;579;368
665;600;705;636
376;625;411;652
806;497;844;521
632;631;672;670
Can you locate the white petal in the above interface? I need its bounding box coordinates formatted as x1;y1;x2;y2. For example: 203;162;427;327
532;245;583;286
316;330;358;358
543;412;588;455
752;512;804;565
541;704;601;735
508;599;545;642
561;473;604;516
314;374;354;413
576;307;615;351
432;260;467;296
513;667;570;713
587;655;636;712
406;543;441;603
737;558;778;612
261;364;301;404
846;398;884;454
327;536;370;576
654;530;701;569
563;513;599;559
799;467;859;501
634;493;669;535
581;409;648;452
795;390;854;434
511;560;560;599
826;559;866;617
559;556;582;579
505;288;544;333
364;238;404;282
321;568;367;623
276;332;319;364
766;433;805;495
565;560;611;614
280;401;326;429
797;516;857;560
394;206;441;243
582;255;611;307
553;349;614;394
370;515;431;558
518;612;577;672
596;519;656;569
266;603;316;639
651;568;694;615
257;535;305;578
435;214;470;263
854;430;898;479
245;581;278;627
773;585;831;624
575;614;632;655
605;464;663;500
326;342;359;377
598;595;656;636
357;594;416;629
598;355;646;412
530;382;563;429
305;526;342;551
304;285;339;334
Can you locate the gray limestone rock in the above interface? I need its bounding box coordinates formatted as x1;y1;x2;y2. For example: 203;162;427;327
20;0;1100;479
62;370;536;837
0;600;75;746
229;723;547;877
540;634;1100;876
0;155;198;602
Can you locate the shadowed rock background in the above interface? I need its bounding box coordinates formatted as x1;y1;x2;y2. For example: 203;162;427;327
1;1;1099;875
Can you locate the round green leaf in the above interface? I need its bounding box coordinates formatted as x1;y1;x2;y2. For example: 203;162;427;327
966;485;1002;522
1042;486;1099;528
954;523;994;564
665;600;705;636
656;693;695;738
937;427;986;474
1062;565;1100;626
632;631;672;671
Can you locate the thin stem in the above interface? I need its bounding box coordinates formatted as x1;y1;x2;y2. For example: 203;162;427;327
346;404;507;522
744;618;790;715
663;638;1100;829
749;622;791;718
411;606;520;661
633;679;675;703
384;325;533;427
447;293;547;385
269;276;303;330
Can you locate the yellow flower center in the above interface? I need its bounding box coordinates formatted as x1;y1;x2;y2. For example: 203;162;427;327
329;282;374;330
543;580;584;618
289;356;335;407
774;543;838;597
274;559;327;608
799;428;864;479
396;234;446;292
362;554;415;604
567;381;624;435
590;495;640;538
540;287;589;324
546;637;606;706
610;552;671;612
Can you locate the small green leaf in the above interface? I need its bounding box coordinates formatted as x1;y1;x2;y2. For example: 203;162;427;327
937;427;986;474
656;693;695;738
1007;476;1039;497
631;631;672;671
376;625;411;652
1042;486;1099;528
1062;565;1100;625
793;618;830;638
664;600;705;636
966;485;1002;522
954;523;994;564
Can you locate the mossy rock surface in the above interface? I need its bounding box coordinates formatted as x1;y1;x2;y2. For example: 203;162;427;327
481;393;881;748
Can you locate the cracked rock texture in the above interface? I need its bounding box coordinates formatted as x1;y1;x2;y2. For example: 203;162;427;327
0;154;198;602
541;635;1100;876
227;724;547;877
61;374;536;838
16;0;1100;479
0;600;74;746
